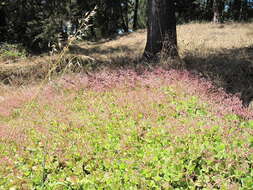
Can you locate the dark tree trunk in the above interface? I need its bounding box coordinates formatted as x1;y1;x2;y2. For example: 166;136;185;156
143;0;178;60
239;0;248;21
205;0;214;21
232;0;241;20
0;8;6;42
89;17;96;39
213;0;223;23
125;0;129;32
120;0;129;32
133;0;139;31
0;9;6;27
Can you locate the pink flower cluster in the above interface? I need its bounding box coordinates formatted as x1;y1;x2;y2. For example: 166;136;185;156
0;66;252;120
55;67;252;119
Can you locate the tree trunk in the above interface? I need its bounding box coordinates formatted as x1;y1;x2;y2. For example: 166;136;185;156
125;0;129;32
143;0;178;60
239;0;248;21
89;17;96;39
0;8;6;27
0;7;6;42
120;0;129;32
213;0;222;23
233;0;241;20
133;0;139;31
205;0;214;21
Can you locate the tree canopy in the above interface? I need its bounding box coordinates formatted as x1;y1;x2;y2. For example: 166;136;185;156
0;0;252;52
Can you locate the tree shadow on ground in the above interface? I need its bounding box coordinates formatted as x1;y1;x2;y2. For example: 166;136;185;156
183;45;253;106
69;44;134;55
0;43;143;85
68;44;142;70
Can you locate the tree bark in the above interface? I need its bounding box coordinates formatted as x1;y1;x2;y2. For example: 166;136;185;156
205;0;214;21
143;0;178;60
0;8;6;27
0;7;6;42
125;0;129;32
120;0;129;32
239;0;248;21
213;0;222;23
133;0;139;31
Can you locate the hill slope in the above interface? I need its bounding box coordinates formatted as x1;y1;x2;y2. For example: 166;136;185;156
1;23;253;189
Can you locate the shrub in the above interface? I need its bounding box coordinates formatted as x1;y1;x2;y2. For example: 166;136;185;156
0;43;27;61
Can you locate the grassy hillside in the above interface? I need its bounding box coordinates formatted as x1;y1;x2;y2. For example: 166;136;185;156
1;23;253;189
1;23;253;93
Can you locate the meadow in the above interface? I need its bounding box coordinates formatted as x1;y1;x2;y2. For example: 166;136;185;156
1;23;253;189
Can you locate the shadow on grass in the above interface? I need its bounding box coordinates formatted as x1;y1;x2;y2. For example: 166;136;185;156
68;44;142;70
2;36;253;107
69;44;134;56
0;29;147;85
0;44;142;85
183;45;253;105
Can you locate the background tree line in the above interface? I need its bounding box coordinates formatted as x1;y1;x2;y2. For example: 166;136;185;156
0;0;252;53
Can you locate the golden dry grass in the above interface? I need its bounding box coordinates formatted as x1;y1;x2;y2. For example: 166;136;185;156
178;23;253;96
1;22;252;65
178;23;253;53
1;22;253;98
71;22;253;61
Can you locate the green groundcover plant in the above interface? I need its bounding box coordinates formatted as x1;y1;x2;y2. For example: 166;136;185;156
0;68;253;189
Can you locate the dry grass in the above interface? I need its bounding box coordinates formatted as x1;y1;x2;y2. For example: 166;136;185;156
1;22;253;101
71;22;253;61
1;22;252;65
178;22;253;52
72;30;146;59
177;23;253;104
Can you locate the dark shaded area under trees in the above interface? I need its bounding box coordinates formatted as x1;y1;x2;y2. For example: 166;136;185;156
0;0;253;53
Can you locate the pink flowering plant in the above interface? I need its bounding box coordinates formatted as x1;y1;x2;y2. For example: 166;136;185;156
0;67;253;189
